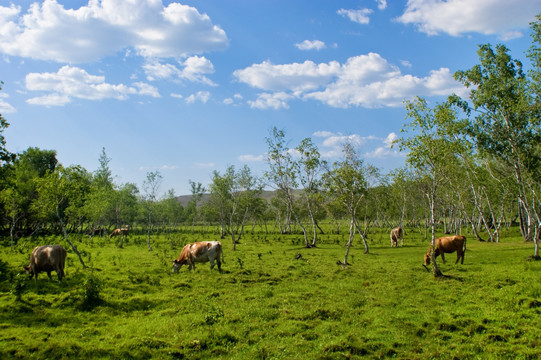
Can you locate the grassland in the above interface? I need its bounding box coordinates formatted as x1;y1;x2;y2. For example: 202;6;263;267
0;227;540;359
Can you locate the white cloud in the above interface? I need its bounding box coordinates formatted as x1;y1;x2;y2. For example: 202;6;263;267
144;56;216;85
337;8;373;24
25;65;158;106
0;92;16;113
235;53;465;109
223;93;243;105
238;154;264;162
185;90;210;104
396;0;539;38
170;93;183;99
0;0;228;63
248;92;292;110
233;60;340;93
295;40;326;51
365;133;403;159
376;0;387;10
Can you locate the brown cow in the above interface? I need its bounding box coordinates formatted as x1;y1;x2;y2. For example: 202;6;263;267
172;241;223;272
390;227;403;247
424;235;466;266
109;225;130;238
23;245;67;281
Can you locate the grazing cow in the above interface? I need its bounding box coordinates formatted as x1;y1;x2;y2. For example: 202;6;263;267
424;235;466;266
172;241;223;272
23;245;67;281
390;227;403;247
109;225;130;238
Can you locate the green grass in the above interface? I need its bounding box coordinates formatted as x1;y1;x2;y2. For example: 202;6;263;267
1;227;540;359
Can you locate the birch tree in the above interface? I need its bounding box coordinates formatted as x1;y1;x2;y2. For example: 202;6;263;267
396;97;462;277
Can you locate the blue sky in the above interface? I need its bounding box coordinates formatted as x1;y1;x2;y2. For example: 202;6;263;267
0;0;539;196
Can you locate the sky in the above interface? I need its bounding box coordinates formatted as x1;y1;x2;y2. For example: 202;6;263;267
0;0;540;197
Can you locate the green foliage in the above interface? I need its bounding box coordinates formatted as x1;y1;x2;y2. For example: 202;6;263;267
80;273;102;310
10;273;26;301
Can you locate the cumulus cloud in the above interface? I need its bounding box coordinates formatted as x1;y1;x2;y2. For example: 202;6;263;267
234;52;465;109
295;40;326;51
337;8;373;24
396;0;539;38
238;154;264;162
376;0;387;10
185;90;210;104
0;92;16;113
234;60;340;93
25;65;159;106
143;56;216;85
0;0;228;63
364;132;402;159
313;131;380;158
248;92;293;110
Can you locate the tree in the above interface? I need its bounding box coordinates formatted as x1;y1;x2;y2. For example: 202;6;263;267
33;166;88;268
187;180;205;232
209;165;261;250
85;148;115;232
396;97;462;277
296;137;325;247
265;127;309;247
142;171;162;251
451;19;541;255
323;143;371;266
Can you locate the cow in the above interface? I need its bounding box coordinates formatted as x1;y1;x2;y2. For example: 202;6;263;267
23;245;67;281
424;235;466;267
172;241;223;273
390;227;403;247
109;225;130;238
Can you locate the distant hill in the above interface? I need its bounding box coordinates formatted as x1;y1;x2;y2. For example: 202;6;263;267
176;190;280;207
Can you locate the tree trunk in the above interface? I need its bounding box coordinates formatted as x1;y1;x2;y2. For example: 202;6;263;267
57;209;86;268
428;191;442;277
343;218;355;265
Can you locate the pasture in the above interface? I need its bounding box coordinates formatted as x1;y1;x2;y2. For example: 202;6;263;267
0;227;540;359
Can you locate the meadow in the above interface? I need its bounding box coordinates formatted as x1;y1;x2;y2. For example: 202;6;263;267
0;226;540;359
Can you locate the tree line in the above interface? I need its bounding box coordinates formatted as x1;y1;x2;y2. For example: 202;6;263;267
0;17;540;272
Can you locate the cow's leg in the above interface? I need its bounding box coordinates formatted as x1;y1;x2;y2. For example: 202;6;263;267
57;266;64;280
440;253;446;263
217;258;222;272
457;250;464;264
47;271;52;280
210;258;215;270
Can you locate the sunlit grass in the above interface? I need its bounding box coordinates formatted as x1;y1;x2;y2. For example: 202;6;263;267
1;226;540;359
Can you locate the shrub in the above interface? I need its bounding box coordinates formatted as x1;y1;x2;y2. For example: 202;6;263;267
80;273;103;310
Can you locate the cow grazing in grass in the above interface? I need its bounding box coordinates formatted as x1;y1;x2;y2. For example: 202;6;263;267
172;241;223;272
424;235;466;266
390;227;403;247
23;245;67;281
109;225;130;238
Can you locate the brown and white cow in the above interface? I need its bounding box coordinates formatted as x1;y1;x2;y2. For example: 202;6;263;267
424;235;466;266
390;227;403;247
109;225;130;238
23;245;67;281
172;241;223;272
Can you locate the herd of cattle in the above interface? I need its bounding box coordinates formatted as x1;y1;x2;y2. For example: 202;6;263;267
22;226;466;281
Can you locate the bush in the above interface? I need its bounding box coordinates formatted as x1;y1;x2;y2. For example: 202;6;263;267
80;273;103;310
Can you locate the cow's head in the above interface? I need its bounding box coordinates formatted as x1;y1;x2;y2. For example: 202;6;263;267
424;252;431;266
172;259;185;273
23;265;33;275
